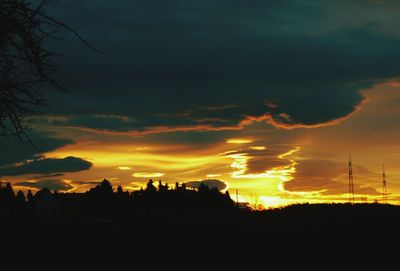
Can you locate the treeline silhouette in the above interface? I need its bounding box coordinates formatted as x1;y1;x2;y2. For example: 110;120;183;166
1;179;400;243
0;179;235;227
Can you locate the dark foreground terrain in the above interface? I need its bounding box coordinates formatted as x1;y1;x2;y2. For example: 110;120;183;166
1;180;399;257
5;202;399;237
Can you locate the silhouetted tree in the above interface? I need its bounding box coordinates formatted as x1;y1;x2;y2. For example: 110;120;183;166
158;181;169;193
99;179;113;194
27;189;34;203
0;0;102;140
174;182;187;193
0;182;15;203
198;183;210;194
117;185;124;195
145;180;157;194
16;190;25;204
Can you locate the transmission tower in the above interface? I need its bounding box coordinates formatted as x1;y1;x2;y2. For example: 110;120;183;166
382;165;388;204
348;155;355;203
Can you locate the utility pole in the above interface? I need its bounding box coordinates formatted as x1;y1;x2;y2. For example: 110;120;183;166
382;165;388;204
349;155;355;204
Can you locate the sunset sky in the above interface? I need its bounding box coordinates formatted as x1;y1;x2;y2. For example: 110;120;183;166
1;0;399;207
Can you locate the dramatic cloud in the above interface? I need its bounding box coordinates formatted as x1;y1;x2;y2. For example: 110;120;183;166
0;157;93;177
5;1;396;206
32;0;400;134
185;179;228;191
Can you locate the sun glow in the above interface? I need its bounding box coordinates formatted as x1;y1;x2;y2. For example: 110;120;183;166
225;146;302;208
40;138;306;208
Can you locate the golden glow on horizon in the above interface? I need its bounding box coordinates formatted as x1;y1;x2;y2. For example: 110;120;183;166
40;140;314;208
9;85;396;208
124;185;140;191
223;147;303;208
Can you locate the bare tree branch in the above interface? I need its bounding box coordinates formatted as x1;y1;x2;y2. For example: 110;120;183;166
0;0;102;143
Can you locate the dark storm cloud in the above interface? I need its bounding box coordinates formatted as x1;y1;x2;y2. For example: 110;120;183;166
15;179;74;191
35;0;400;132
185;179;228;191
0;156;93;177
